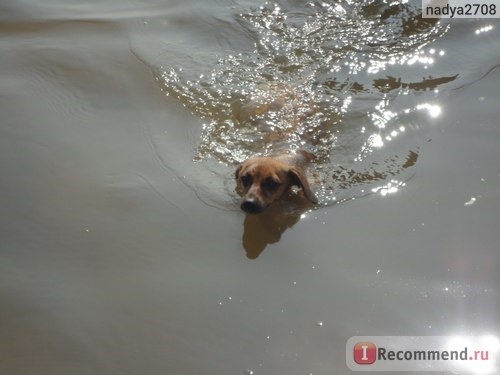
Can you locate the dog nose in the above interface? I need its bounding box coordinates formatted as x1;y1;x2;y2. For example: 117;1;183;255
240;198;263;214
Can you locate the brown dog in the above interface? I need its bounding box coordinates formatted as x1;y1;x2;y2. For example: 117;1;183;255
235;150;318;214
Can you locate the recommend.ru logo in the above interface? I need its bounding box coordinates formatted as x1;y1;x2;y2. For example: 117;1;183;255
346;336;499;372
353;342;377;365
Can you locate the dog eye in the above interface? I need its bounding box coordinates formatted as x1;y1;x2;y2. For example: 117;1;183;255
240;174;251;187
263;177;280;190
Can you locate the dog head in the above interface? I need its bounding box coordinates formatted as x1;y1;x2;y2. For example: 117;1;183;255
235;156;317;214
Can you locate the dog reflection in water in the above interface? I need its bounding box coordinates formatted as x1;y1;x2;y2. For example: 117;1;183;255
241;194;313;259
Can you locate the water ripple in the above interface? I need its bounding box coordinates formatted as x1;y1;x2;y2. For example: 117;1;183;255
135;0;455;207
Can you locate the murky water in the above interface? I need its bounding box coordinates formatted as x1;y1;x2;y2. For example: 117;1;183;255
1;0;499;374
133;1;466;208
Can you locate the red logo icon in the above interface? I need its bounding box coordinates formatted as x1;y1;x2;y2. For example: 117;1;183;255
354;342;377;364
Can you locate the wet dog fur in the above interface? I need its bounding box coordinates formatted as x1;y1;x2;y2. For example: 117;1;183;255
235;150;317;214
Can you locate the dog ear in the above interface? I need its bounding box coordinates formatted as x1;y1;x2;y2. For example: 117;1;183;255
235;165;243;179
288;167;318;204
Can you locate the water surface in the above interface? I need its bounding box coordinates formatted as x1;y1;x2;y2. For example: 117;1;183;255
132;0;493;209
1;1;499;374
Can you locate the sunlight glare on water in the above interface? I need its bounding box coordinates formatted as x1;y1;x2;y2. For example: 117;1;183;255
136;0;457;207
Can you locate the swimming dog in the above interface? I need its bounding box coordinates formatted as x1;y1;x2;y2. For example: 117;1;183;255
235;150;317;214
233;82;318;214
